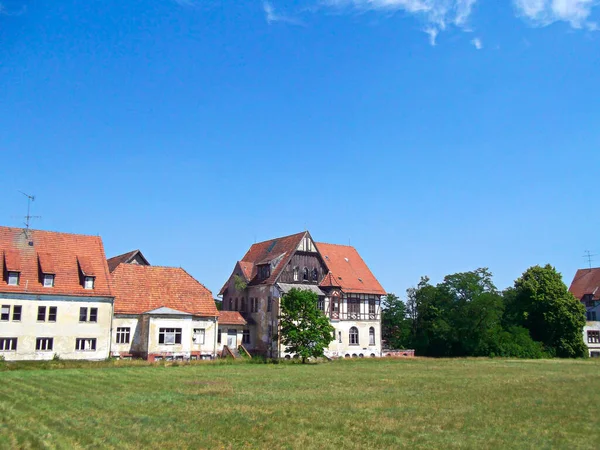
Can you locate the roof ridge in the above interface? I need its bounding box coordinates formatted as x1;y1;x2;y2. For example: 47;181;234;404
0;226;102;239
315;241;356;249
249;231;306;247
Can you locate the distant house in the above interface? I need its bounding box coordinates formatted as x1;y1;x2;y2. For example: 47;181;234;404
109;262;220;361
107;249;150;273
0;227;114;361
219;231;386;359
568;268;600;357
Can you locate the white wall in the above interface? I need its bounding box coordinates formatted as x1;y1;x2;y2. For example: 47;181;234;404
0;295;113;361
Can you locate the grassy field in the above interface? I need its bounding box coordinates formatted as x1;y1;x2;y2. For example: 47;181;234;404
1;358;599;449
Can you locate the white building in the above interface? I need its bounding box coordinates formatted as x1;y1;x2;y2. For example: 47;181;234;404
108;259;222;361
0;227;114;361
568;267;600;358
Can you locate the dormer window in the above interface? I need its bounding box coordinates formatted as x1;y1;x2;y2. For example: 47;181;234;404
84;276;95;290
7;272;19;286
43;274;55;288
303;267;309;281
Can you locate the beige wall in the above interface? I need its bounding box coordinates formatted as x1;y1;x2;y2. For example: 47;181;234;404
145;315;217;359
0;295;113;361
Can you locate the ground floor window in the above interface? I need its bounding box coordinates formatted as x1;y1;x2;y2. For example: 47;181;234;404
193;328;205;344
217;329;222;344
338;331;342;343
159;328;182;345
369;327;375;346
75;338;97;351
242;329;250;344
116;327;130;344
349;327;359;345
587;330;600;343
0;338;17;351
36;337;53;351
591;351;600;358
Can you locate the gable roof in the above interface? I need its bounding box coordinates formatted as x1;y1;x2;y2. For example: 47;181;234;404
107;249;150;273
315;242;386;295
569;268;600;301
218;311;247;326
240;231;306;286
144;306;191;315
111;264;217;316
319;271;342;289
0;226;113;298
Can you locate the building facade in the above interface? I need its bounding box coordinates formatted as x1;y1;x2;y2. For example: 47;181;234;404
109;260;221;361
568;267;600;357
0;227;114;361
219;231;386;358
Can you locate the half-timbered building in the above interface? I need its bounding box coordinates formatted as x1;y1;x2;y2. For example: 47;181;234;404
219;231;386;358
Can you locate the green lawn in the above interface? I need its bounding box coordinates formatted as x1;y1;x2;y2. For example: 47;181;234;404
1;358;599;449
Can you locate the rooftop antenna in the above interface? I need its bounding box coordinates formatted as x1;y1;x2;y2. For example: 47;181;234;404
18;191;41;234
583;250;596;270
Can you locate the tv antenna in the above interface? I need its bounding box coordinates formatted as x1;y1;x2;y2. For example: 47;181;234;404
583;250;596;270
18;191;41;231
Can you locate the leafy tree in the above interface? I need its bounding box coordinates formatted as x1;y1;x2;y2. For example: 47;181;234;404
509;265;587;357
381;293;412;349
279;288;335;363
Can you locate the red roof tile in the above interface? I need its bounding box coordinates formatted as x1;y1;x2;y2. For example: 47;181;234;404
77;256;95;276
111;264;218;316
4;250;21;271
241;232;306;286
38;252;55;274
319;271;342;289
569;268;600;301
218;311;247;326
315;242;386;295
0;227;112;297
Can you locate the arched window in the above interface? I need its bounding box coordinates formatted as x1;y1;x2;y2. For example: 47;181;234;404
303;267;309;281
369;327;375;346
293;266;299;281
312;268;318;281
349;327;359;345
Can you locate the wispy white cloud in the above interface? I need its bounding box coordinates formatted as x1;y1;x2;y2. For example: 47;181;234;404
322;0;480;44
513;0;600;29
263;1;303;25
471;36;483;49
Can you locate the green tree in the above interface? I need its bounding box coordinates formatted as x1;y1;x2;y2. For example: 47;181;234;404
279;288;335;363
381;293;412;349
509;265;587;357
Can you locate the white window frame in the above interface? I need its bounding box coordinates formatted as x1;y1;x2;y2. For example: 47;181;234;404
349;327;359;346
0;305;9;321
0;338;17;351
193;328;205;345
159;328;182;345
7;272;19;286
75;338;97;351
116;327;131;344
36;337;53;351
369;327;376;346
84;276;95;290
43;274;55;287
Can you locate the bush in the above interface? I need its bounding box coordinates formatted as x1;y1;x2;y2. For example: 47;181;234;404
488;327;549;359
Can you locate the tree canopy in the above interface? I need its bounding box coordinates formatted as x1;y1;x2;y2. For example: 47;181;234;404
382;265;586;359
279;288;335;363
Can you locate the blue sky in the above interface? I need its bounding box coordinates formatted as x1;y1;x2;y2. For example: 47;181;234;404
1;0;599;298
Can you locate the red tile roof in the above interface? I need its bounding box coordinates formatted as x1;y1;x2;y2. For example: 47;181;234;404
111;264;218;316
38;252;55;274
77;256;95;276
315;242;386;295
240;232;306;286
319;271;342;289
0;227;112;297
218;311;247;326
569;268;600;301
107;249;149;273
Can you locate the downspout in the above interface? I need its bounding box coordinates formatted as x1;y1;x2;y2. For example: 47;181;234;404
213;315;218;359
